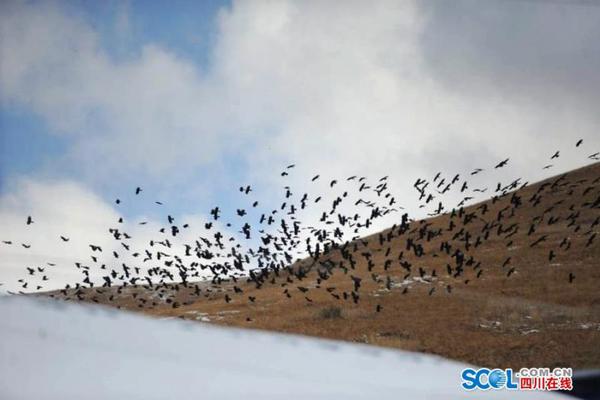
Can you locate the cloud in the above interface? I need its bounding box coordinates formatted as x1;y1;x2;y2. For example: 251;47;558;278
0;177;239;293
210;0;600;213
419;0;600;116
1;0;600;253
0;0;225;179
0;179;119;292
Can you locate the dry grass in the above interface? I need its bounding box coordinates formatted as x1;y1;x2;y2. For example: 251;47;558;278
318;306;343;320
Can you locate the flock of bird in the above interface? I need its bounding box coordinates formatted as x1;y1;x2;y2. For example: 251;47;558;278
1;140;599;316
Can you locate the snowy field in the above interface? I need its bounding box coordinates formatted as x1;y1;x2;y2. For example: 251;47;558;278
0;296;566;399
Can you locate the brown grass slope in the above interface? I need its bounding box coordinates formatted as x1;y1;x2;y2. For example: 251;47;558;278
51;163;600;369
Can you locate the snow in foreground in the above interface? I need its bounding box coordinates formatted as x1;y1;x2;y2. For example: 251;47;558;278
0;296;566;400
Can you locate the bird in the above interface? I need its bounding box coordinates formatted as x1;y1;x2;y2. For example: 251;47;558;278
495;158;509;169
4;142;597;331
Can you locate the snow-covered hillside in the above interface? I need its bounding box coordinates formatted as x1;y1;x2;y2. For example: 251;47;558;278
0;296;565;399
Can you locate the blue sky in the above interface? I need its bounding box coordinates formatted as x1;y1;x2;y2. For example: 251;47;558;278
0;110;67;185
1;0;600;291
70;0;226;66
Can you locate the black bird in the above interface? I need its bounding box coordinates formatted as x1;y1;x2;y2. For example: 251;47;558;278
530;235;548;247
26;216;33;225
494;158;509;169
586;233;596;247
9;151;598;317
576;139;583;147
135;187;142;195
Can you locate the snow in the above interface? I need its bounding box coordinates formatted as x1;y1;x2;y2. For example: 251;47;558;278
0;296;566;399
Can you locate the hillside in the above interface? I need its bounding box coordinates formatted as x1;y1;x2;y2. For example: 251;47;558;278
45;162;600;369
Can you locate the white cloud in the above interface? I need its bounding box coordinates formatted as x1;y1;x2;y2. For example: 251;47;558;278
0;179;118;292
1;0;600;281
1;0;225;178
209;0;600;216
0;178;240;293
2;0;598;187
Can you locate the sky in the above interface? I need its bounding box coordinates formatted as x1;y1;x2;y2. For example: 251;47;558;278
1;0;600;292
